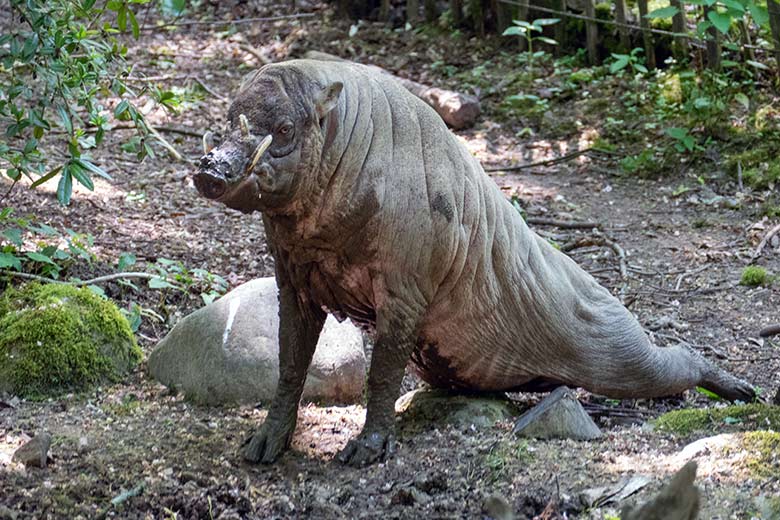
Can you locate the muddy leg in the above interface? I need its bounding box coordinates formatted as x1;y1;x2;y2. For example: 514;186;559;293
243;281;325;463
337;286;424;466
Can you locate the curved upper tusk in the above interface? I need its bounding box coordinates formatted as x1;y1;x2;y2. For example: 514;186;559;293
250;134;273;170
239;114;251;137
202;130;214;155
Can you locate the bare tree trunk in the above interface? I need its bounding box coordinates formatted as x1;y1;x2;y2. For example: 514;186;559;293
470;0;484;37
380;0;391;21
769;0;780;70
738;18;755;63
670;0;689;60
583;0;599;65
553;0;566;54
450;0;463;26
424;0;437;22
614;0;631;52
492;0;512;33
516;0;529;51
637;0;656;69
408;0;419;24
703;4;721;71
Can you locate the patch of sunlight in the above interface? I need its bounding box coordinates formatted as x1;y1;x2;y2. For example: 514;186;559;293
605;432;766;482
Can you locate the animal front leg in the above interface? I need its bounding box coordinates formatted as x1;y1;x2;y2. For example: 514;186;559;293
243;283;325;463
337;289;424;466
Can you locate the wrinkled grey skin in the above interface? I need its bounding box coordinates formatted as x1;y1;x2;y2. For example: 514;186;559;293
194;59;755;467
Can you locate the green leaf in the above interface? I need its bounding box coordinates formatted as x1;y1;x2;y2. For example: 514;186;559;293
610;57;630;73
114;99;130;118
696;386;722;400
634;64;649;73
117;252;136;270
76;158;112;180
0;252;22;270
57;167;73;206
646;6;680;18
720;0;745;13
58;105;73;134
748;3;769;26
746;59;770;70
666;127;690;140
26;251;58;265
533;18;560;25
161;0;187;16
117;5;128;31
128;9;140;39
30;165;63;188
502;26;525;36
148;276;176;289
734;92;750;109
2;228;23;246
707;10;732;34
69;162;94;191
536;36;559;45
87;285;106;297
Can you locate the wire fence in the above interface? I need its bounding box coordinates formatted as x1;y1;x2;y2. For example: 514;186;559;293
497;0;773;53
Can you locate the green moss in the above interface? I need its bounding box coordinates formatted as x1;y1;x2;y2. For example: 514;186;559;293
655;403;780;436
0;283;141;398
742;431;780;479
740;266;771;287
725;141;780;189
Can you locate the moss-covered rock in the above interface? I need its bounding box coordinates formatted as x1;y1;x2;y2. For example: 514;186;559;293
395;388;518;431
655;403;780;436
0;283;141;398
741;430;780;479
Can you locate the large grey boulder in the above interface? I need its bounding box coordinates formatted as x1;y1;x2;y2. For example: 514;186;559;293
148;278;366;405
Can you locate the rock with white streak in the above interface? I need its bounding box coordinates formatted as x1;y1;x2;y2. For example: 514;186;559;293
148;278;366;405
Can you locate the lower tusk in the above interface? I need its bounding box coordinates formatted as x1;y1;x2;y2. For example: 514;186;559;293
239;114;251;137
202;130;214;155
250;134;273;170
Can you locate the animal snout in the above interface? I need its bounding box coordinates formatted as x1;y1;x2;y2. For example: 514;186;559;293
194;169;227;200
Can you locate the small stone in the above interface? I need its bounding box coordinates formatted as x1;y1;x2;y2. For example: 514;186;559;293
513;387;601;441
483;493;514;520
12;432;52;468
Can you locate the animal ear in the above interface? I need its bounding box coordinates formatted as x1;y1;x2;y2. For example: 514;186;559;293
315;81;343;118
238;70;261;93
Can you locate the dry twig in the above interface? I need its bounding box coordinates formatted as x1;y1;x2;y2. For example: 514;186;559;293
484;147;617;173
0;270;183;289
239;44;271;65
750;222;780;263
562;233;627;280
526;217;601;229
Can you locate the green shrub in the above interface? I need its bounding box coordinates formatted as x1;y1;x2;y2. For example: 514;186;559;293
740;266;771;287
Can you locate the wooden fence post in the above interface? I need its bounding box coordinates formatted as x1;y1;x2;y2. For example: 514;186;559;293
450;0;463;26
407;0;419;24
583;0;599;64
703;4;722;70
553;0;567;54
670;0;689;59
614;0;631;52
424;0;437;22
769;0;780;69
637;0;657;69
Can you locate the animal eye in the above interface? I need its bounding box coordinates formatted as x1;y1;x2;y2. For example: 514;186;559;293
278;124;292;135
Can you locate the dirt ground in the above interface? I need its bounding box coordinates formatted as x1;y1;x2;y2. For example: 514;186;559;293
1;2;779;519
